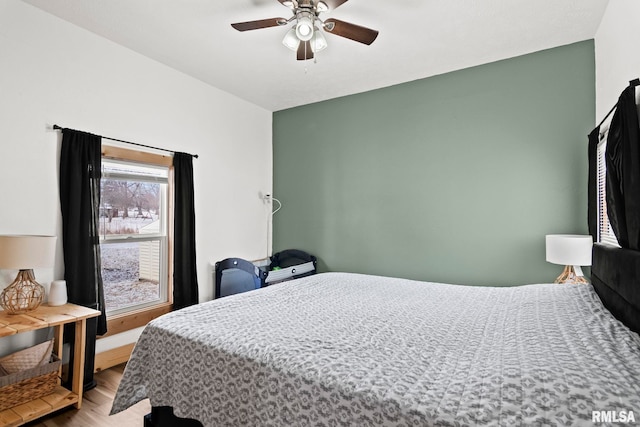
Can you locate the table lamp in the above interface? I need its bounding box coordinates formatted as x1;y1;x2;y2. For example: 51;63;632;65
0;235;56;314
545;234;593;284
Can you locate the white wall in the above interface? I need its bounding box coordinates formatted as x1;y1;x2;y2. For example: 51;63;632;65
0;0;272;354
594;0;640;120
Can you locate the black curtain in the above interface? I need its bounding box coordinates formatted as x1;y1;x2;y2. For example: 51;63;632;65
587;126;600;240
173;152;199;309
59;128;107;390
605;85;640;250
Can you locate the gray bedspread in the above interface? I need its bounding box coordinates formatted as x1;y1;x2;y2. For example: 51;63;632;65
111;272;640;426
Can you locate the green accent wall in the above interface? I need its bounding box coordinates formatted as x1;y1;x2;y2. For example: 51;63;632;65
273;40;595;286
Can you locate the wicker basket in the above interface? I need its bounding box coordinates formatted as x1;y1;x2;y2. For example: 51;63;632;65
0;355;61;411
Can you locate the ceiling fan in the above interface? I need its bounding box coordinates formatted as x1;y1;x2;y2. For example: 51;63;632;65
231;0;379;61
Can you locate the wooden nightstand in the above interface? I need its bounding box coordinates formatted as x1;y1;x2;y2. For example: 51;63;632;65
0;303;100;426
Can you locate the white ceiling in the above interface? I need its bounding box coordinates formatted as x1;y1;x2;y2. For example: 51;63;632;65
22;0;609;112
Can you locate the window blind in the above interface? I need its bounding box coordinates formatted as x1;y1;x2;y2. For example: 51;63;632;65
596;134;620;247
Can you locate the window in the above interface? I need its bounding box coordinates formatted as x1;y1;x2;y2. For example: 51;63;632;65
596;133;620;247
99;146;173;317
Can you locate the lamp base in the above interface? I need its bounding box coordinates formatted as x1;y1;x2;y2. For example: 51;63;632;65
0;269;45;314
554;265;589;285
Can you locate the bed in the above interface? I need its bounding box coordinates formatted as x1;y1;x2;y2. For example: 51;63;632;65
111;245;640;427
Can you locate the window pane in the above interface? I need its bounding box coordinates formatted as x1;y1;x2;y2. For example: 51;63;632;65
99;179;165;237
99;154;169;316
101;241;162;313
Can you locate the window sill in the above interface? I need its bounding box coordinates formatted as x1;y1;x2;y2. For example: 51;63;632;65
100;302;173;338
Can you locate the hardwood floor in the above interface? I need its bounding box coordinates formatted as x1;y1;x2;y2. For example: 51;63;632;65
26;364;150;427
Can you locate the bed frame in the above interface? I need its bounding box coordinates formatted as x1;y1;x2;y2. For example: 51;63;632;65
143;243;640;426
590;243;640;334
143;406;202;427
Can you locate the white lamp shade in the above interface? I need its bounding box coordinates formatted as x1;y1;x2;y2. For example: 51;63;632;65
282;28;299;51
545;234;593;266
311;29;327;52
0;235;56;269
295;16;314;41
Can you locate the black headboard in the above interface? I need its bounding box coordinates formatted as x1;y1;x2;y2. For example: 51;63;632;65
591;243;640;334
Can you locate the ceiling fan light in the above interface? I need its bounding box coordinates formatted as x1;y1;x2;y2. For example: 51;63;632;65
282;28;299;51
311;29;327;52
295;16;314;41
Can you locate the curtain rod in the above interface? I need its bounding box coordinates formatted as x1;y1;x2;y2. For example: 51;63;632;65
52;124;199;159
596;78;640;129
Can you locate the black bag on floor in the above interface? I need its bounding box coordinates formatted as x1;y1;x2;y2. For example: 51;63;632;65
266;249;317;284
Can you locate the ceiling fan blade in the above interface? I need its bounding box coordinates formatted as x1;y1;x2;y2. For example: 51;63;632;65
231;18;287;32
297;40;314;61
322;0;349;10
323;18;379;45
